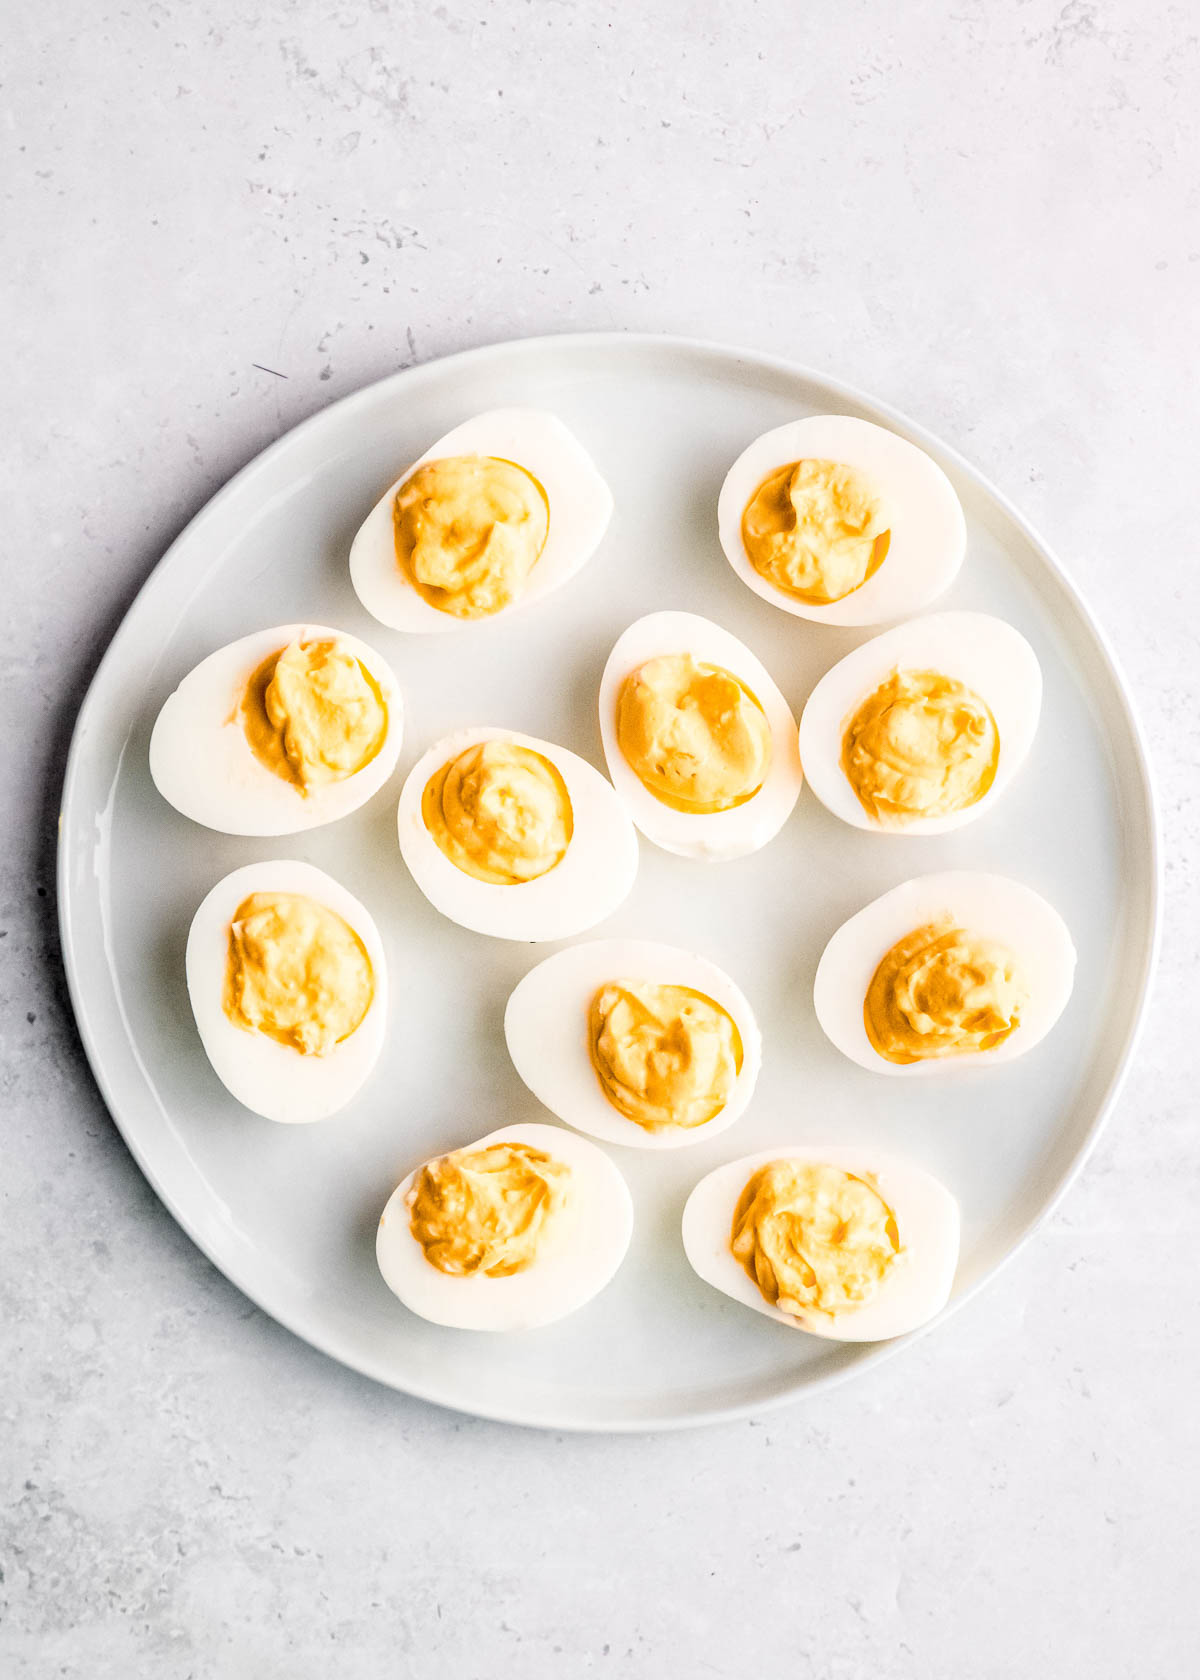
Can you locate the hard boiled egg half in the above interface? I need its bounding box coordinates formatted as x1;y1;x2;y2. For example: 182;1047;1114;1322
350;409;613;631
376;1121;633;1330
599;611;803;860
504;938;762;1150
718;414;966;626
150;624;403;836
397;726;638;941
683;1146;960;1341
186;859;387;1123
799;611;1042;834
814;871;1076;1075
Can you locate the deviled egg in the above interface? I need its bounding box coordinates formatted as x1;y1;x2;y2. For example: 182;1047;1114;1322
799;611;1041;833
599;611;803;860
376;1121;633;1330
814;871;1076;1075
149;624;403;836
350;409;613;631
504;938;762;1150
718;414;966;626
186;859;387;1123
397;726;638;941
683;1146;960;1341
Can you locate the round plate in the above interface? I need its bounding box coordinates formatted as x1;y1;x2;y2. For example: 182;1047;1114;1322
58;334;1159;1431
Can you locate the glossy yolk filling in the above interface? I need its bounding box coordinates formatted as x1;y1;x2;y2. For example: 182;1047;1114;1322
841;668;999;824
865;916;1026;1064
393;454;549;619
422;740;573;885
617;653;772;813
241;639;387;793
741;458;891;604
407;1142;573;1277
588;982;743;1131
223;891;373;1056
731;1160;901;1319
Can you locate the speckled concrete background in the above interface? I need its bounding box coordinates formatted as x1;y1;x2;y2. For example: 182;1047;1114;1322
4;2;1198;1675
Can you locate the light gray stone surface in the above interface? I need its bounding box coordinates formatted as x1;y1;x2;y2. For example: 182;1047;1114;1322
3;2;1197;1675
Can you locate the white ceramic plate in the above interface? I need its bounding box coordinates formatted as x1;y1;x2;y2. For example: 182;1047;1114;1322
57;334;1158;1432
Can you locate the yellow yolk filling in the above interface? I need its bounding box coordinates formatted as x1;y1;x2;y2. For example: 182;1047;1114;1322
241;639;387;793
731;1160;901;1319
393;454;549;619
223;891;373;1056
589;982;743;1131
741;458;891;605
865;916;1026;1064
407;1141;573;1277
617;653;772;813
841;668;999;825
422;740;573;885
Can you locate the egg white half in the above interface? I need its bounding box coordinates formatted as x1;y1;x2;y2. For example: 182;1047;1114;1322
814;871;1077;1076
349;408;614;633
186;859;388;1124
376;1121;633;1330
397;726;639;942
717;414;966;627
798;611;1043;834
149;623;404;836
682;1145;960;1342
504;938;763;1151
598;611;803;861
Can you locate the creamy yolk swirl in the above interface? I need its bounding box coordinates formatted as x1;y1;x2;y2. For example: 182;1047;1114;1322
223;891;373;1056
241;638;387;793
617;653;772;813
742;458;891;605
422;741;573;885
841;668;999;825
589;982;743;1131
393;454;549;619
865;916;1026;1064
407;1142;573;1277
731;1160;901;1319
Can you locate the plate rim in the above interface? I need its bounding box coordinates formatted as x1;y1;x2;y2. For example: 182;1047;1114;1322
56;330;1162;1432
